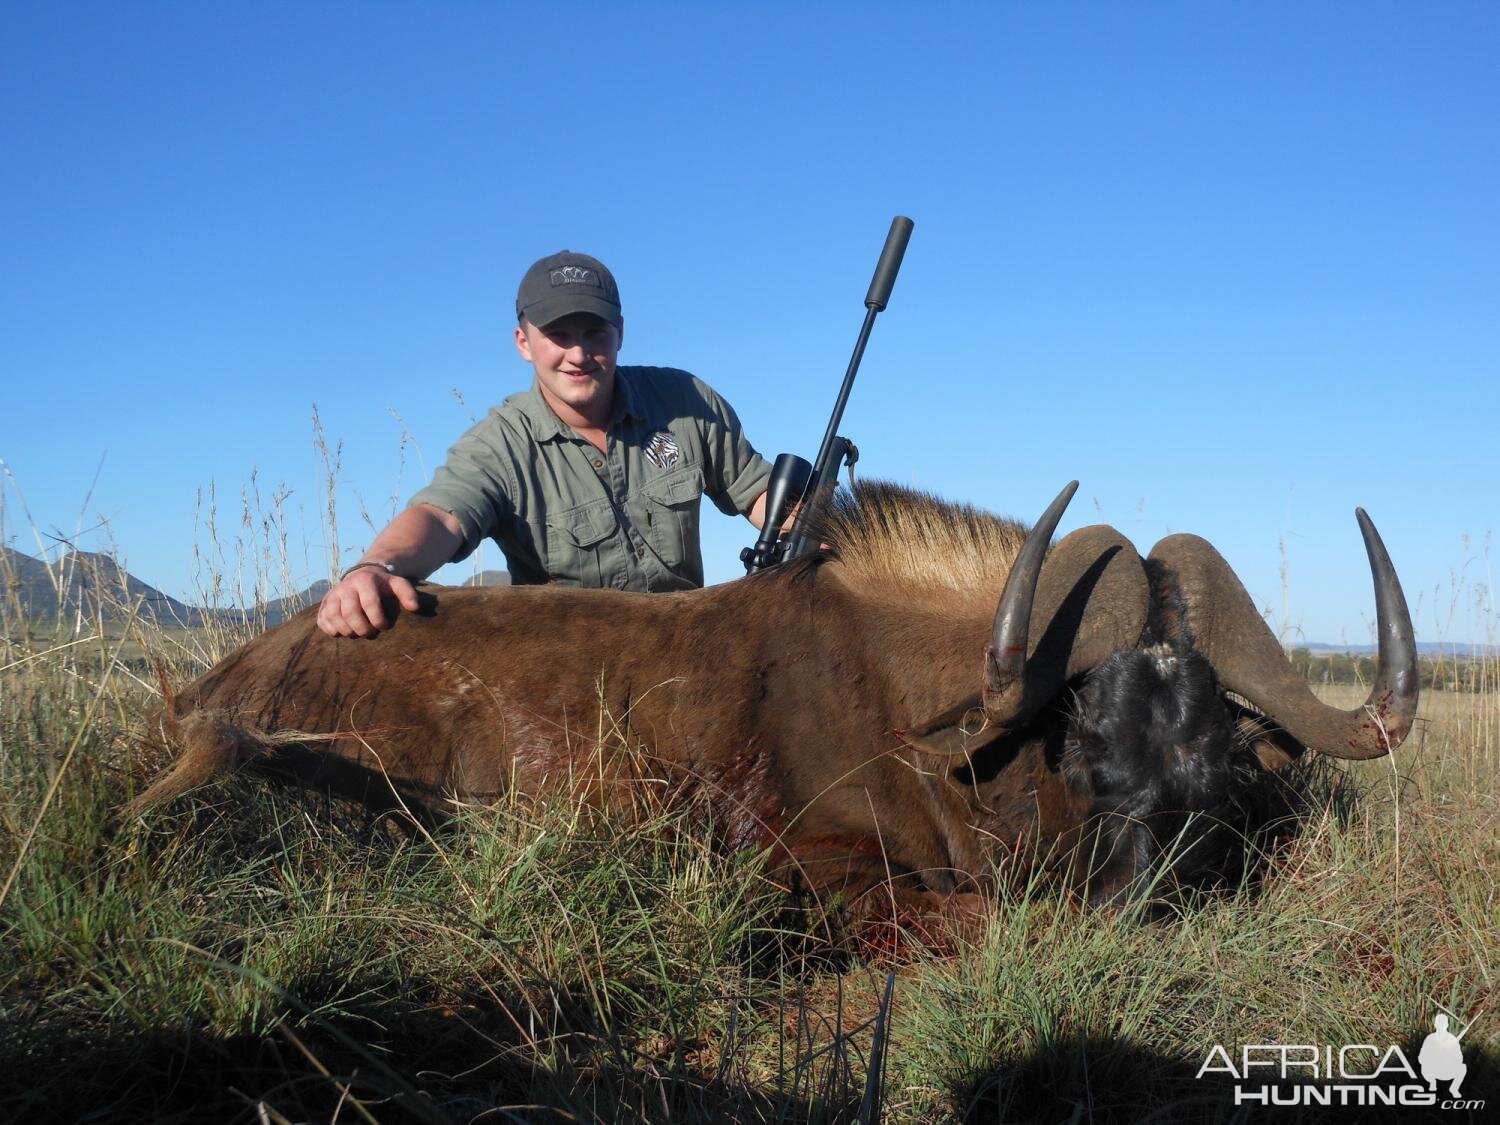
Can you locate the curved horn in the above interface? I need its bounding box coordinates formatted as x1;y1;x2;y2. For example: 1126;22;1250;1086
985;481;1079;703
983;483;1150;726
1146;510;1418;760
903;483;1150;756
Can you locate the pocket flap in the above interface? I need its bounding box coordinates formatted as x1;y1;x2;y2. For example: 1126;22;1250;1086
643;467;703;507
547;501;618;548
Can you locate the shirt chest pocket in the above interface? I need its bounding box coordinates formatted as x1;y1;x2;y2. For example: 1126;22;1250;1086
544;498;620;587
639;465;704;578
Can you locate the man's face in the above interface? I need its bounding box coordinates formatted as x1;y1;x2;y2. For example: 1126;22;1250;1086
515;312;622;426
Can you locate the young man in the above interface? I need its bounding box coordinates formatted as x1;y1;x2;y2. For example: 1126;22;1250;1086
317;250;774;638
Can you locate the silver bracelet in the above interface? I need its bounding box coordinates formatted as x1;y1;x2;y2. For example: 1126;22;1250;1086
339;560;400;581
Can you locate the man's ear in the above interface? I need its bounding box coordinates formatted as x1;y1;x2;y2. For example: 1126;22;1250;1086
515;322;533;363
616;319;624;351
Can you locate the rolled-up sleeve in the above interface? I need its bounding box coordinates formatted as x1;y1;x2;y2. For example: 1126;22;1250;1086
693;376;772;517
408;413;517;562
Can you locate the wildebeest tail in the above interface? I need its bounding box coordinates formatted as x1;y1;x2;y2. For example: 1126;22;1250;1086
124;710;270;818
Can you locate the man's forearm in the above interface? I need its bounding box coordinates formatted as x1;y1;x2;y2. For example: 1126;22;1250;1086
746;489;798;533
351;504;466;579
747;490;768;530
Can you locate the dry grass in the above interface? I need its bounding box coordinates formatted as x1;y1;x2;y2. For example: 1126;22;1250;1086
1;476;1494;1122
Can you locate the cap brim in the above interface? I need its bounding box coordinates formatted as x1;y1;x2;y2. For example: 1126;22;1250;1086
521;294;623;330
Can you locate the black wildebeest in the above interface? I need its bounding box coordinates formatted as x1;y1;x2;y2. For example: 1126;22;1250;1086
129;481;1418;922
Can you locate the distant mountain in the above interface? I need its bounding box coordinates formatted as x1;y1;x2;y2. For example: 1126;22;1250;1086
1;547;512;628
259;580;332;625
463;570;512;588
1301;641;1499;658
1;546;53;608
2;546;205;626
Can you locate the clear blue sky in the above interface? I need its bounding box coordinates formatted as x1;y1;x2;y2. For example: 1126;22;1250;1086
2;2;1495;646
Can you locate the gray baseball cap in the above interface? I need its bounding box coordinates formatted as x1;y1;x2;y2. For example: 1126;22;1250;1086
515;250;623;330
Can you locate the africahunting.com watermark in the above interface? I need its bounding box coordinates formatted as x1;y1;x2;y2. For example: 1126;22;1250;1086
1196;1006;1485;1109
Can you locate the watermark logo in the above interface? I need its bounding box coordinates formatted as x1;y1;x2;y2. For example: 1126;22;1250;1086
1420;1011;1472;1099
1196;1006;1485;1110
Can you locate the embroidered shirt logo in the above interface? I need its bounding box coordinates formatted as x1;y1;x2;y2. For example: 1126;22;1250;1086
550;265;598;288
644;431;681;469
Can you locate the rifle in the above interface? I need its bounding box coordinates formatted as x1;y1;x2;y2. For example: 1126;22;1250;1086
741;215;913;573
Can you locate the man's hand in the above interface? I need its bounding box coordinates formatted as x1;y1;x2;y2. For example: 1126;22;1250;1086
317;567;423;638
748;488;828;549
315;504;464;638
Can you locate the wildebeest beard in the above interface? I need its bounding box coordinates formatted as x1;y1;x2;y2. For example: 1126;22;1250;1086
1061;642;1286;905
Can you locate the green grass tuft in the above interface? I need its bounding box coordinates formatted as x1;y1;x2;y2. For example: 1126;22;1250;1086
2;518;1495;1123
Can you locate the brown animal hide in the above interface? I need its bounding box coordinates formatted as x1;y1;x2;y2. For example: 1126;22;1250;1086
129;482;1417;925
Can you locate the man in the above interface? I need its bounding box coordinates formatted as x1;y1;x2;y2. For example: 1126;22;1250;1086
318;250;774;638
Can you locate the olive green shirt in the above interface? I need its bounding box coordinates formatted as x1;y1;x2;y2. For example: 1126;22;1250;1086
409;366;772;590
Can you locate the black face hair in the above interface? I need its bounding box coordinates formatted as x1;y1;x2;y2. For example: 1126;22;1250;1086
1063;644;1286;904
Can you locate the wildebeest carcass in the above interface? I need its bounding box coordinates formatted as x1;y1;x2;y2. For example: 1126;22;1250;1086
129;481;1418;922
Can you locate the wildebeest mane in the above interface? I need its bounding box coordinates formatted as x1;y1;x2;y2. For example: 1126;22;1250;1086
804;481;1028;594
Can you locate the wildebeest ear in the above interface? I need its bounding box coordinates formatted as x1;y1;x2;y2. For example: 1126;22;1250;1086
1231;705;1307;771
900;694;1009;756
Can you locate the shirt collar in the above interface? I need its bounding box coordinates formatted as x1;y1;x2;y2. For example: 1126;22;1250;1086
609;367;644;425
516;368;642;442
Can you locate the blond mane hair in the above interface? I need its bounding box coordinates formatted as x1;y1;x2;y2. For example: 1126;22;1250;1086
808;481;1029;595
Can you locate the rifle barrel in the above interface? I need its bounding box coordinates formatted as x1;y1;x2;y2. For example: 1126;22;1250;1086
777;215;914;563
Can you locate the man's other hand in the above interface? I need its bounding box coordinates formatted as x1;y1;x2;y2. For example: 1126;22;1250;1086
317;568;422;638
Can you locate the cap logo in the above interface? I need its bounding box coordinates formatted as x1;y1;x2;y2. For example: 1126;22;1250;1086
550;265;598;288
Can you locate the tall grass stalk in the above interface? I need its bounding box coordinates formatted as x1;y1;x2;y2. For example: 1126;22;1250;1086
1;462;1494;1121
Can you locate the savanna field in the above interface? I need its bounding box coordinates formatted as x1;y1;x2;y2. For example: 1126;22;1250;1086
1;529;1494;1123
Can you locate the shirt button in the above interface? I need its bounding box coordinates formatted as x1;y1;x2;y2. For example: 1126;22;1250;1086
592;458;603;468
